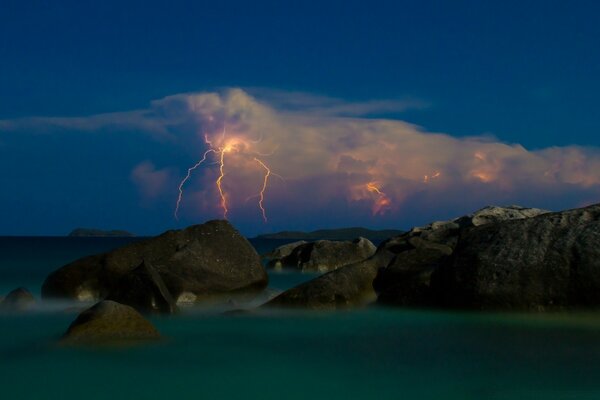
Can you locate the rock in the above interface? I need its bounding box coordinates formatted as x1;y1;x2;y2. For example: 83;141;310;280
264;240;307;269
273;237;377;272
61;300;161;345
454;205;549;228
42;220;268;303
0;287;35;311
433;203;600;310
374;205;549;307
265;250;395;310
106;261;178;314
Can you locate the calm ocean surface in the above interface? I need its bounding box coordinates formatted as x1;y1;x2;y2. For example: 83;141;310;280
1;237;600;399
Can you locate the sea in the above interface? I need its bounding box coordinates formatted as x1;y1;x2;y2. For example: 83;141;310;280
1;236;600;399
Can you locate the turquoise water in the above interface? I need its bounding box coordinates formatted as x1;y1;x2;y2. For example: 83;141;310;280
1;237;600;399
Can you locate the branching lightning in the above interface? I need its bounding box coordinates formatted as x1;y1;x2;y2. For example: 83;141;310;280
175;126;277;222
253;157;271;222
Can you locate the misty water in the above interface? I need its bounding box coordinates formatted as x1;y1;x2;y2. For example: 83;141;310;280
1;237;600;399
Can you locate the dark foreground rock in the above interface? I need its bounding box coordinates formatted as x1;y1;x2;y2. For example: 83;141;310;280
269;237;376;272
0;287;35;311
43;220;268;304
433;203;600;311
265;250;395;310
106;261;178;314
61;300;161;345
375;205;549;307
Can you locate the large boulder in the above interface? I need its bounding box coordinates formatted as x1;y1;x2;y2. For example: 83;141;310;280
375;205;549;307
42;220;268;303
106;261;178;314
61;300;161;345
265;250;395;310
271;237;377;273
0;287;35;311
433;203;600;310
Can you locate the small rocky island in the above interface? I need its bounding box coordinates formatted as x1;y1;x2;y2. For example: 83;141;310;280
68;228;135;237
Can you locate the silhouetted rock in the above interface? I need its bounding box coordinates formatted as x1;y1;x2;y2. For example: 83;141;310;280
68;228;135;237
106;261;177;314
433;203;600;310
61;300;160;345
43;220;268;304
0;287;35;311
273;237;377;272
265;250;395;310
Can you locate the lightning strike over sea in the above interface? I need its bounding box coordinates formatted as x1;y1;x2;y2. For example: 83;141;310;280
174;125;276;222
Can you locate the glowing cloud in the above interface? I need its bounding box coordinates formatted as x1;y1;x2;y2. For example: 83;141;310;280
2;88;600;229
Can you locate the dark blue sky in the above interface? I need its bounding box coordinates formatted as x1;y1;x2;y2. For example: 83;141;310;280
1;0;600;235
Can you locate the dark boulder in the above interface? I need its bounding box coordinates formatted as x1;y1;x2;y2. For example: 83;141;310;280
42;220;268;303
265;250;395;310
433;203;600;310
61;300;161;345
0;287;35;311
106;261;178;314
273;237;376;273
374;205;548;307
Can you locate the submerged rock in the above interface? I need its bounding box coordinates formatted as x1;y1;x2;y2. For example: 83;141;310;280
0;287;35;311
270;237;376;273
433;203;600;311
106;261;178;314
42;220;268;303
61;300;160;345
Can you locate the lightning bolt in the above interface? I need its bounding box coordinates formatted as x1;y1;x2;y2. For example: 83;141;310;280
175;125;277;222
175;148;216;220
216;143;230;219
366;181;391;215
254;157;271;222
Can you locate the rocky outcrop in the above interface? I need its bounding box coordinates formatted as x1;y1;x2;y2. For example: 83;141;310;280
43;220;268;304
264;241;307;269
106;261;177;314
0;287;35;311
265;249;395;310
433;203;600;311
61;300;161;345
269;237;376;272
375;205;549;307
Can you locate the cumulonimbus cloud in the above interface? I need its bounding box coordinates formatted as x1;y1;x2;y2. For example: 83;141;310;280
2;88;599;229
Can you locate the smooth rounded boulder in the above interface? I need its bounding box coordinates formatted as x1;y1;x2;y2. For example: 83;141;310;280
42;220;268;303
433;203;600;310
61;300;161;345
0;287;35;311
271;237;376;273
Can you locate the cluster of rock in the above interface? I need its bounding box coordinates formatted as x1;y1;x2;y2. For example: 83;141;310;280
264;204;600;311
41;220;269;345
10;202;600;345
265;237;376;272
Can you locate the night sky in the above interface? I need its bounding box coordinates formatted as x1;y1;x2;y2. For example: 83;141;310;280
1;0;599;236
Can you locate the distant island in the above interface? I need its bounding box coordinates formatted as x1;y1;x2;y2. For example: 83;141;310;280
68;228;135;237
255;227;404;241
